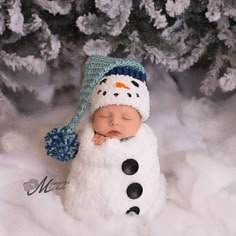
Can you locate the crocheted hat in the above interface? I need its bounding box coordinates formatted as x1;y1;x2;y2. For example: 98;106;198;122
44;55;149;162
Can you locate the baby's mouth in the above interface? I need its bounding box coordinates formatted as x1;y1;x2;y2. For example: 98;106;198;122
108;130;121;136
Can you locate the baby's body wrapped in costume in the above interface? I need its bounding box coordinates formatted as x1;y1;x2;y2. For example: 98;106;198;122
64;121;165;219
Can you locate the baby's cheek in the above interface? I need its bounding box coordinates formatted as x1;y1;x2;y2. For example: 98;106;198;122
130;124;140;135
97;121;109;135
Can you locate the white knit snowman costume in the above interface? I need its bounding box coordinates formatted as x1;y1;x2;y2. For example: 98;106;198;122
62;56;165;219
45;55;165;219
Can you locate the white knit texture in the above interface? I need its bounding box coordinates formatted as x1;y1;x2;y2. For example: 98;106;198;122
90;75;150;121
64;121;166;219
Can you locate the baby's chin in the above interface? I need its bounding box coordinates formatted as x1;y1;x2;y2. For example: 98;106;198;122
107;133;123;139
106;132;130;140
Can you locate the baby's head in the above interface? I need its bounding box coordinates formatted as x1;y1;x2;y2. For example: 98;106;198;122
92;104;142;139
45;55;150;161
90;67;150;139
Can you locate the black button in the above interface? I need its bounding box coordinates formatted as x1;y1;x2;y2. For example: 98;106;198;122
127;183;143;199
122;159;139;175
126;206;140;215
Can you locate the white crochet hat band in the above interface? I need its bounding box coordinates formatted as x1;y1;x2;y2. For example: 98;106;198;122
90;74;150;121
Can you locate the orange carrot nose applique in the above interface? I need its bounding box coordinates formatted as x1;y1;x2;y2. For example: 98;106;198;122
116;82;130;89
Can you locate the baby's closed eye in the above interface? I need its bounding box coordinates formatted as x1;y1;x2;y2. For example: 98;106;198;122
100;115;110;118
122;116;132;120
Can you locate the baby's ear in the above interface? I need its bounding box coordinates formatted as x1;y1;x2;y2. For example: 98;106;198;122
44;126;79;162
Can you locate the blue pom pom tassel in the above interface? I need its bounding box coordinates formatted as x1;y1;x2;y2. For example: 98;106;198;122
44;126;79;161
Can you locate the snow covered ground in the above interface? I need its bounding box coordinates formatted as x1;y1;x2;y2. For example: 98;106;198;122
0;68;236;236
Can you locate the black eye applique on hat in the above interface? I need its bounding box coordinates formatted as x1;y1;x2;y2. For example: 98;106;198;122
131;80;139;87
99;78;107;85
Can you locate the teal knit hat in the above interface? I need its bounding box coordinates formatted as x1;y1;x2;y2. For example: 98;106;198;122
44;55;147;161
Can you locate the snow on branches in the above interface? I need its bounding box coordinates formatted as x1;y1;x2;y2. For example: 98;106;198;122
33;0;72;15
0;1;61;75
23;13;42;35
205;0;223;22
77;0;132;36
95;0;122;19
145;31;211;72
7;0;24;35
75;0;236;95
139;0;167;29
217;16;236;49
0;50;47;74
0;0;236;98
200;50;224;96
76;13;104;35
219;68;236;92
83;38;112;56
166;0;190;17
38;22;61;61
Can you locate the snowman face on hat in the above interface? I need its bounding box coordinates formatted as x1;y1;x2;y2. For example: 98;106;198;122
90;74;150;121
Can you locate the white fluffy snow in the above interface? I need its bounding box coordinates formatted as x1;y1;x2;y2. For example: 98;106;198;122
0;68;236;236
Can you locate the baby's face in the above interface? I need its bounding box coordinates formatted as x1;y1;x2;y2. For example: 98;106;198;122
92;105;142;140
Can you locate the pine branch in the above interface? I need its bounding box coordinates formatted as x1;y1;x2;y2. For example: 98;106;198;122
105;0;131;36
33;0;72;15
0;50;47;74
177;34;211;71
145;33;211;72
95;0;122;19
200;49;224;96
0;70;21;92
219;68;236;92
139;0;167;29
23;13;43;35
0;81;45;113
38;21;61;61
161;19;192;56
217;17;236;49
76;13;104;35
165;0;191;17
83;38;112;56
6;0;24;35
77;0;132;36
205;0;223;22
126;31;146;61
224;6;236;19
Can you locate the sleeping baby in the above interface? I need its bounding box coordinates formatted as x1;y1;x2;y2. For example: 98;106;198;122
45;55;166;220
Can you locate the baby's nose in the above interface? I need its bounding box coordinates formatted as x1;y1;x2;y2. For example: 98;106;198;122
110;117;120;126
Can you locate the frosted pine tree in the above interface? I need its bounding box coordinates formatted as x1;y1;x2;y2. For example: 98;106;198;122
0;0;235;113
